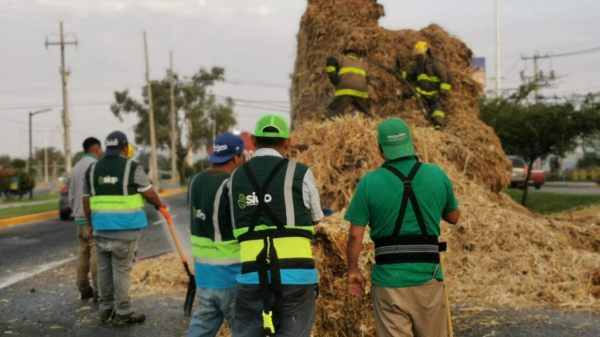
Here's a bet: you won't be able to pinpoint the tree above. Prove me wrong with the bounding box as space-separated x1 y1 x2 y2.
480 86 600 206
34 147 64 165
0 155 10 170
10 158 27 170
111 67 237 185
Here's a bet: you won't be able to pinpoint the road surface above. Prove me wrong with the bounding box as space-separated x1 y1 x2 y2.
532 182 600 195
1 193 599 336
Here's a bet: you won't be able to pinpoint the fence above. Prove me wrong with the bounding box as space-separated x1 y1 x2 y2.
568 167 600 181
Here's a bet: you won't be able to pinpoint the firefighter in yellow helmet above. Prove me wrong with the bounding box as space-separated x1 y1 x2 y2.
325 49 371 119
398 41 452 130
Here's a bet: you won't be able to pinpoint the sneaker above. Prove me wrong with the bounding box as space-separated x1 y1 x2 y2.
100 309 115 323
115 312 146 325
80 289 94 300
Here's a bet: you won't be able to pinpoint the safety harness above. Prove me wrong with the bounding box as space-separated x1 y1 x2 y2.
237 159 315 336
373 162 447 265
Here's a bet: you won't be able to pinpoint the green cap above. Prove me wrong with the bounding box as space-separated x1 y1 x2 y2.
254 114 290 138
377 118 415 160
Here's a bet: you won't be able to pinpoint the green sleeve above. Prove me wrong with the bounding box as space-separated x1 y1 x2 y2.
439 168 458 213
344 175 370 227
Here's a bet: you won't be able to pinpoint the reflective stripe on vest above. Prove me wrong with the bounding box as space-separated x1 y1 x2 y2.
417 73 441 82
440 83 452 91
326 66 336 73
191 235 241 265
338 67 366 77
415 87 438 96
335 89 369 98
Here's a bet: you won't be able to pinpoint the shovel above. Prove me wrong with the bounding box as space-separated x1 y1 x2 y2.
159 207 196 316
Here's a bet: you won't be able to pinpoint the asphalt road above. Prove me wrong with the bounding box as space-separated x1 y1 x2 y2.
533 184 600 195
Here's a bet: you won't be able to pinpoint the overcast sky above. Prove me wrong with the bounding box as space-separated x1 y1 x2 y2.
1 0 599 159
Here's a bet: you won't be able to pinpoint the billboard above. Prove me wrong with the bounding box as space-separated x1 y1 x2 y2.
472 57 486 88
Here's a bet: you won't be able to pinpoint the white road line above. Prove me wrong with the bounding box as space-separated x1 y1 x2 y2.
0 257 77 290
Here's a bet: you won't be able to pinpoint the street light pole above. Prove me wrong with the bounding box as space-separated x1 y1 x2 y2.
29 108 52 198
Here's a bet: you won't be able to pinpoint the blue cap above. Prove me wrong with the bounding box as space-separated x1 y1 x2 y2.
105 131 129 157
205 133 244 164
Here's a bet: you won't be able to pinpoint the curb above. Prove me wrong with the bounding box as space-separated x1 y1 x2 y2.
0 188 187 228
0 211 59 228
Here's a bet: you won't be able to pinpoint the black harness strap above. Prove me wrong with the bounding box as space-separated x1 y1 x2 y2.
241 158 289 335
243 159 289 232
383 162 427 238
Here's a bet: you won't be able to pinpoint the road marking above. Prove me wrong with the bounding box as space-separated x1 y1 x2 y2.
0 257 76 290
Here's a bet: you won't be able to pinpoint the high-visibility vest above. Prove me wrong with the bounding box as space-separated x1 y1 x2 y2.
329 54 369 99
86 156 147 231
229 156 314 335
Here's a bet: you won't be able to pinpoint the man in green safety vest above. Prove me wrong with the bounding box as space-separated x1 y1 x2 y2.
187 133 244 337
325 49 371 119
345 118 460 337
83 131 165 325
398 41 452 130
228 114 324 337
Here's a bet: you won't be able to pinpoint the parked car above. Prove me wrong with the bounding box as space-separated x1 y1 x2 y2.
530 170 546 190
508 156 528 188
59 179 72 220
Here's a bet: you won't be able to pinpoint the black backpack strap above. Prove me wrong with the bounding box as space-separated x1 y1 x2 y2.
243 159 289 232
383 162 427 238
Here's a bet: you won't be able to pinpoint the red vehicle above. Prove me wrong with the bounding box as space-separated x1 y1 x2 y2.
529 170 546 190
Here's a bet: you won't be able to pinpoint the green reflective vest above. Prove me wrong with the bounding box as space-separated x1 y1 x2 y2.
85 156 147 231
189 170 240 265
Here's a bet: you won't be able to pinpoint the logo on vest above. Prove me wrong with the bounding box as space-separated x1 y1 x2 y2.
214 144 228 153
98 175 119 185
195 208 206 221
238 192 272 209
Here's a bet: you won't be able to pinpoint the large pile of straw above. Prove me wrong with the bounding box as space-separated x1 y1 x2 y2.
290 0 511 192
290 116 600 336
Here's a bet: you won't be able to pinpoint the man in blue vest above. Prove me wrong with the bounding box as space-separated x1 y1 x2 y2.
82 131 165 325
227 114 324 337
187 133 244 337
345 118 460 337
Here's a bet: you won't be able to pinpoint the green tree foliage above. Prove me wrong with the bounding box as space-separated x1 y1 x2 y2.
33 147 64 165
10 159 27 170
0 169 35 199
111 67 237 184
480 86 600 206
0 155 11 169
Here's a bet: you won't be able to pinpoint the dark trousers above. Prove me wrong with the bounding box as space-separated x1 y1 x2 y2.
232 283 316 337
326 95 371 119
422 95 446 127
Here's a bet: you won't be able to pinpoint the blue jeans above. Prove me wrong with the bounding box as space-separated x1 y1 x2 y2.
187 287 236 337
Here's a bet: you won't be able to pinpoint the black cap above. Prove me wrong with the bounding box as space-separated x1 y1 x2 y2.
105 131 128 157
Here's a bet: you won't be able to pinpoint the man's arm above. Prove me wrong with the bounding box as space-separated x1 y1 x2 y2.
83 196 92 225
302 169 324 225
443 208 460 225
435 61 452 95
135 166 166 209
347 224 366 299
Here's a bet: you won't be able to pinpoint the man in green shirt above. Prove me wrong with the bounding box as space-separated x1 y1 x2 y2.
345 118 460 337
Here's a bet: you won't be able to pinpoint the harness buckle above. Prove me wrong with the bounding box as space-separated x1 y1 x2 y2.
263 311 275 335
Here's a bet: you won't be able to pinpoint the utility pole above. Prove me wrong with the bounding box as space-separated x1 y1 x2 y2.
45 22 77 176
143 31 160 191
44 133 48 183
521 53 557 103
495 0 501 98
183 76 194 167
169 50 178 182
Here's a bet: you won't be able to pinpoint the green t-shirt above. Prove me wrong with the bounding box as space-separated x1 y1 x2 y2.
344 156 458 288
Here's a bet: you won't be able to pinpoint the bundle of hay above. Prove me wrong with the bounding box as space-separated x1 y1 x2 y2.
290 0 511 192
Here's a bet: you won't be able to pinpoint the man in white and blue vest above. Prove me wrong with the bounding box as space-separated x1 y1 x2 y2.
228 114 324 337
82 131 165 325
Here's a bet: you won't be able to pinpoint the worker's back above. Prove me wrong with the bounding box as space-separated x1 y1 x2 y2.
344 155 458 287
336 54 368 94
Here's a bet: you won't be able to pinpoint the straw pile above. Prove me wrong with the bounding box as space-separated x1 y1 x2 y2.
290 0 511 192
289 116 600 336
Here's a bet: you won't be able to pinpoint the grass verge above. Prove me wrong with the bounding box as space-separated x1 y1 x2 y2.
0 202 57 219
503 188 600 215
1 194 58 204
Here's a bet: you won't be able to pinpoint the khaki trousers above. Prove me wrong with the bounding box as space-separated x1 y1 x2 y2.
372 280 447 337
96 237 138 315
76 226 98 294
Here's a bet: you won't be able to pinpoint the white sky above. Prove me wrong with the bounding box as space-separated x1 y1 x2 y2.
1 0 599 158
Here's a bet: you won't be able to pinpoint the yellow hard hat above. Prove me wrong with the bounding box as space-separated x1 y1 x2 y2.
127 144 137 159
413 41 429 56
